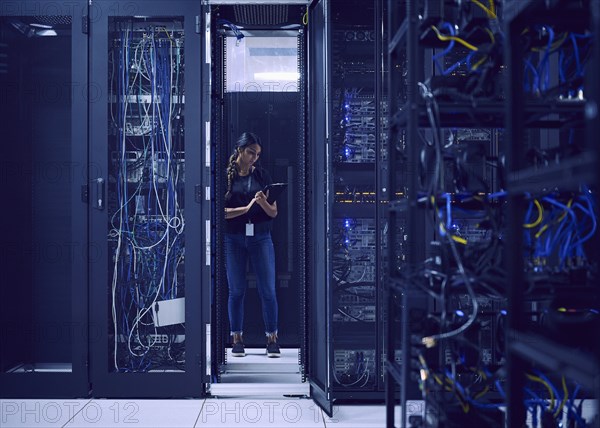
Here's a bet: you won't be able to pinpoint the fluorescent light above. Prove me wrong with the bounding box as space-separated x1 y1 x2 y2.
36 29 58 37
208 0 310 4
254 72 299 81
30 23 53 29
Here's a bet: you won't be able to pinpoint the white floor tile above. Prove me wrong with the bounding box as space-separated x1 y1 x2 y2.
224 348 300 373
209 381 309 398
197 398 325 428
323 404 386 427
64 399 202 428
0 399 92 428
2 397 596 427
220 373 304 383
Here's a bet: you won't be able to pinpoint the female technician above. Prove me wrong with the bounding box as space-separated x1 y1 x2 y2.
224 132 280 358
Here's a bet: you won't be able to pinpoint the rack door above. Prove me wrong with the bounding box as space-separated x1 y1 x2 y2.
0 0 89 398
307 0 334 417
88 0 205 397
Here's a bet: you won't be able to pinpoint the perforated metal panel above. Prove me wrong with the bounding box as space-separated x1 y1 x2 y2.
0 42 7 74
33 16 72 26
233 5 288 25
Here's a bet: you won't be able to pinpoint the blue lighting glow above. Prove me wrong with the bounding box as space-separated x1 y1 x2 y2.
455 310 465 317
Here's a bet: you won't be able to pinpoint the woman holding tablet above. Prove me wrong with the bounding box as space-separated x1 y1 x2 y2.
223 132 281 358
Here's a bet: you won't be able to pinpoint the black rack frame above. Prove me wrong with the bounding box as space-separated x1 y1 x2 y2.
386 0 427 426
325 0 390 402
387 0 600 426
504 0 600 426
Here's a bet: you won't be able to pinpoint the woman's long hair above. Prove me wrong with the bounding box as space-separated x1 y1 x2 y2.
225 132 262 200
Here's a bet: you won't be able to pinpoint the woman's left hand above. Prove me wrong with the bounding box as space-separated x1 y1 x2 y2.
255 190 269 203
254 190 277 218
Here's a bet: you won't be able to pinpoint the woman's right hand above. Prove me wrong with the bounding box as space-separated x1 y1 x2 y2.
225 198 257 220
245 197 257 212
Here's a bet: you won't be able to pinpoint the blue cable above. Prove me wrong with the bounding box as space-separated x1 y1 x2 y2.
217 19 244 40
524 57 539 93
570 33 582 77
487 191 507 199
570 196 597 250
443 54 471 76
559 49 567 83
534 370 561 414
432 22 456 75
465 50 477 72
524 387 548 409
444 193 452 230
523 199 536 251
537 26 555 92
567 384 588 427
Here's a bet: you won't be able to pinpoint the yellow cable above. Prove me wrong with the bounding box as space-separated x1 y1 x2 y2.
439 216 468 245
451 234 468 245
429 370 471 414
532 32 569 53
443 376 470 413
485 27 495 44
430 25 479 51
433 196 468 245
526 374 555 411
472 55 488 70
534 223 550 239
535 199 572 238
523 199 544 228
552 32 569 51
471 0 497 18
556 199 573 223
471 28 495 71
471 369 489 399
302 8 308 26
474 385 490 399
489 0 495 15
554 376 568 418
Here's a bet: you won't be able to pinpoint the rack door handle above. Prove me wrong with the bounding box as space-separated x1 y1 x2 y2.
94 178 105 210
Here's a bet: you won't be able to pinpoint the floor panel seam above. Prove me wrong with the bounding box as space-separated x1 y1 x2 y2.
61 398 93 428
192 398 206 428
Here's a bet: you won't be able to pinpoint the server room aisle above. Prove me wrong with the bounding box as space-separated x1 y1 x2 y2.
0 350 395 427
211 348 308 396
0 399 393 427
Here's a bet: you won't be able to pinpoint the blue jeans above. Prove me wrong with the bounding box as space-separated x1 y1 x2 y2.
224 232 278 336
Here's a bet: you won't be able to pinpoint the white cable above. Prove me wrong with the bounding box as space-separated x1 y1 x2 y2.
117 29 186 364
332 361 369 387
111 28 132 371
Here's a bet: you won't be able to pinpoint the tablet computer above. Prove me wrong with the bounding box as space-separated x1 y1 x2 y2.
263 183 288 202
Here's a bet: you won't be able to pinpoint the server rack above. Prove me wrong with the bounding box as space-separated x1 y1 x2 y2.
503 0 600 426
325 0 390 401
385 0 417 423
387 1 507 426
306 0 334 416
88 0 206 397
388 1 600 427
0 0 89 398
207 3 307 380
